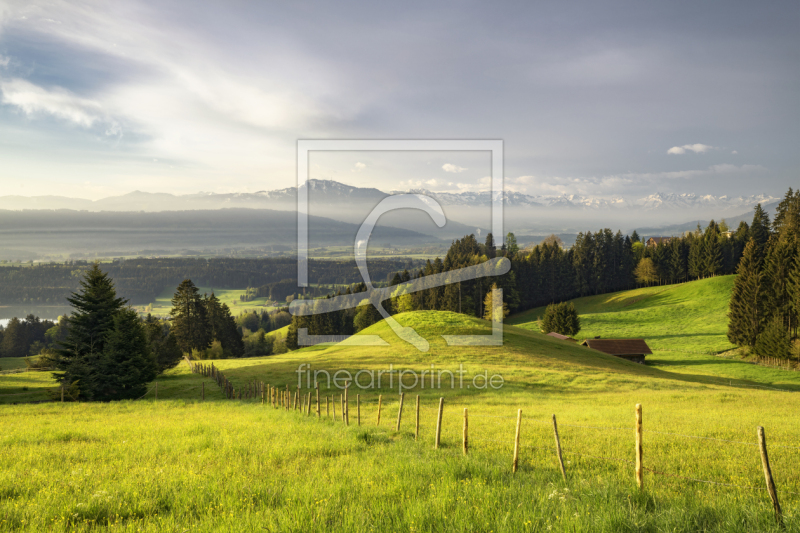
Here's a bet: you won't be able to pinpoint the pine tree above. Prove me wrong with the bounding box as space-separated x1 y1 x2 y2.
170 279 211 354
789 254 800 340
0 317 26 358
688 234 703 279
505 232 519 258
750 204 771 263
703 223 723 277
764 239 795 333
755 315 791 359
95 309 157 401
484 233 496 259
55 263 127 400
728 240 765 348
205 294 244 357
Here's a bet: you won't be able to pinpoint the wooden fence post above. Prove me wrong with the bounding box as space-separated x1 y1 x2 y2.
333 396 337 420
434 397 444 450
340 394 345 423
512 409 522 473
326 396 330 417
377 395 383 426
307 392 312 417
344 382 350 426
316 383 320 419
285 385 289 411
463 408 468 455
635 403 643 489
357 394 361 426
758 426 783 525
415 395 420 441
553 414 566 481
396 392 405 432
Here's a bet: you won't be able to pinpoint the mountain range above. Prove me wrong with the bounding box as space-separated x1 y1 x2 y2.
0 180 776 213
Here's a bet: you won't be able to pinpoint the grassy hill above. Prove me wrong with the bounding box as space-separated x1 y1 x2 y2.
3 308 800 531
508 275 736 354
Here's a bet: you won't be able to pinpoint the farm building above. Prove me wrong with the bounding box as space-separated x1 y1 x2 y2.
646 236 672 247
580 338 652 364
546 332 577 342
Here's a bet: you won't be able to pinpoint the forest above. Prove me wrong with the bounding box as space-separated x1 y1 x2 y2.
0 257 420 305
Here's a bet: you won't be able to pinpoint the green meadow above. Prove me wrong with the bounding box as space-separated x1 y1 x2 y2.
2 279 800 531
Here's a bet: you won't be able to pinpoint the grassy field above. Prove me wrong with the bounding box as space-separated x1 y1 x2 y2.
2 308 800 531
3 277 800 532
508 275 736 354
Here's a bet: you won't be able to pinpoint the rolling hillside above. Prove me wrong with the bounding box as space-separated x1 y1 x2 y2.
508 275 736 354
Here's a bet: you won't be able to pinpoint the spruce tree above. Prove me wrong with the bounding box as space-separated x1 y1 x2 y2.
144 316 183 372
170 279 211 354
755 315 791 359
55 263 127 400
789 254 800 340
204 294 244 357
764 239 795 333
703 229 722 277
750 204 771 263
95 309 157 401
540 302 580 336
688 234 703 279
727 240 765 348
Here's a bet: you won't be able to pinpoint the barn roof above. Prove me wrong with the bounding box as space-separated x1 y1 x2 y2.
580 338 653 356
546 332 577 342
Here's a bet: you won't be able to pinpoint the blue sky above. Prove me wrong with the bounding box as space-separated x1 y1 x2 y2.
0 1 797 199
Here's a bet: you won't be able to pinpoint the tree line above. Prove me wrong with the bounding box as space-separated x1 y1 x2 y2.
728 189 800 359
0 257 421 305
285 213 756 346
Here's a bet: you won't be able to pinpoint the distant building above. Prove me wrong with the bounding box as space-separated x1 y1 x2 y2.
546 332 577 342
580 338 652 364
646 237 672 247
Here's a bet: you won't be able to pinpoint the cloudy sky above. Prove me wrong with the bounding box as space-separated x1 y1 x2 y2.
0 0 797 200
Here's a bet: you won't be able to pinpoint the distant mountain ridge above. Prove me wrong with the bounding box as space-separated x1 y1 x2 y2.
0 179 776 213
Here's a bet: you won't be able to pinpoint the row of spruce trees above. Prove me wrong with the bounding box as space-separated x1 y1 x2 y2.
53 266 244 400
728 189 800 358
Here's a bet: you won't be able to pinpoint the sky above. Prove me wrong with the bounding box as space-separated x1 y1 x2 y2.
0 0 797 200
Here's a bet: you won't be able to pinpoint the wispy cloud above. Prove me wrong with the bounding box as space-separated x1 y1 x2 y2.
0 78 120 135
442 163 468 173
353 162 366 171
667 143 717 155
